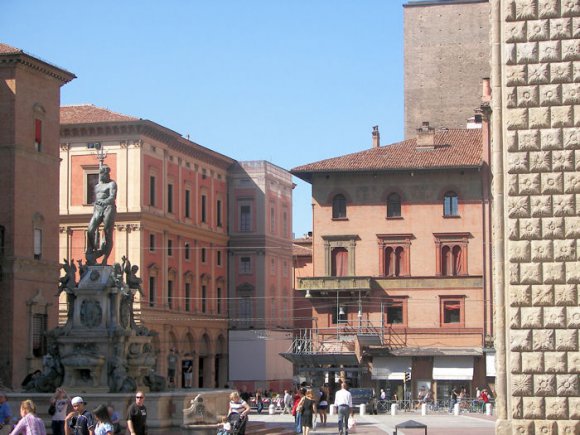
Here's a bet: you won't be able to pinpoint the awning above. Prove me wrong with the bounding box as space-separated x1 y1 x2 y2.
432 356 474 380
486 352 496 377
371 357 412 380
279 352 359 367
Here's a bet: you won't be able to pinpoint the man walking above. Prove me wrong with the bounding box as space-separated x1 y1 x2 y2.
333 382 352 435
127 391 147 435
65 396 94 435
283 390 293 414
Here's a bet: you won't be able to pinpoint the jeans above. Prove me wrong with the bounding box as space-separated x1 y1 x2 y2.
294 412 302 433
338 405 350 435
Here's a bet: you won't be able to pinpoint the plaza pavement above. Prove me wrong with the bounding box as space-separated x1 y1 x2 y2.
150 411 496 434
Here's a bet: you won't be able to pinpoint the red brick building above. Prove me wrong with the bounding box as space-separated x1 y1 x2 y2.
288 119 494 401
0 43 75 389
59 105 233 388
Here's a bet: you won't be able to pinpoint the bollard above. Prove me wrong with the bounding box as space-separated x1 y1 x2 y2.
421 403 427 416
453 403 460 416
359 404 366 415
485 403 492 416
391 403 397 416
329 404 337 415
268 404 275 415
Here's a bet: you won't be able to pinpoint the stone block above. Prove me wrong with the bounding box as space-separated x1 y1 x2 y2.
534 420 556 435
511 240 532 261
552 149 574 170
530 107 551 128
541 128 563 149
509 174 519 195
508 218 520 240
550 18 572 39
528 20 550 41
545 397 568 419
564 172 580 192
553 194 575 216
511 307 522 328
573 61 580 82
518 129 541 150
539 84 562 105
570 397 580 419
515 0 537 20
566 261 580 283
567 351 580 371
511 263 521 284
562 83 580 104
542 217 565 239
543 306 566 327
521 262 543 283
551 62 573 83
532 284 554 305
543 261 566 283
506 21 527 42
511 285 532 306
562 39 580 61
522 351 544 372
553 239 576 260
557 374 579 396
562 0 580 17
564 216 580 237
534 374 556 396
557 420 580 435
555 329 578 350
551 105 574 127
512 420 534 435
507 85 518 105
530 194 552 216
517 85 540 107
533 328 555 350
519 174 541 194
574 17 580 37
522 396 545 419
562 127 580 148
539 40 561 63
512 373 533 394
512 396 523 418
506 108 529 130
521 306 542 327
567 306 580 328
538 0 559 19
541 172 564 193
509 196 531 218
511 329 533 351
555 284 578 305
511 351 522 374
528 63 549 84
544 351 567 373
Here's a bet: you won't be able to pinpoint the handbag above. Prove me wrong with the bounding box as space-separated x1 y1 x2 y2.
348 415 356 430
48 403 56 416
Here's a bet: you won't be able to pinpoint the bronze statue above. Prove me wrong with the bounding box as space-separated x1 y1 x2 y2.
86 164 117 265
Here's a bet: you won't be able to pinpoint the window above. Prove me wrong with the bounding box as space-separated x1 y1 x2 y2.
240 205 251 232
201 248 207 263
384 246 404 277
240 296 252 327
148 277 156 307
387 193 401 218
271 258 276 275
167 280 174 309
217 250 222 266
185 283 191 312
185 189 191 219
149 176 156 206
385 299 405 325
283 211 288 237
33 228 42 260
240 257 251 274
32 313 47 357
216 200 222 227
149 234 155 252
441 299 463 325
167 239 173 256
185 243 190 260
434 233 469 276
331 247 348 277
34 119 42 152
86 172 99 205
167 184 174 213
270 206 276 234
443 192 459 217
201 285 207 313
332 194 347 219
217 287 222 314
201 194 207 223
283 260 288 277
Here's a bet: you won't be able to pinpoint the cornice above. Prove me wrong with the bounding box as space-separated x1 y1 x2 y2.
0 53 75 83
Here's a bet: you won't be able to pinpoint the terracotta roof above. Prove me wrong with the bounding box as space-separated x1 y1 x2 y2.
293 243 312 257
0 43 22 54
292 129 483 182
61 105 140 124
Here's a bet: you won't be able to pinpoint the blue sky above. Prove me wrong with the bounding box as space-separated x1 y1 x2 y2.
2 0 406 237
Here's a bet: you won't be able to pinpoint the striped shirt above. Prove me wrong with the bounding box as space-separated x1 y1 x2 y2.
11 412 47 435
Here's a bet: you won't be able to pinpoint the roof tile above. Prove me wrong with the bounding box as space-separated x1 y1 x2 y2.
60 104 139 124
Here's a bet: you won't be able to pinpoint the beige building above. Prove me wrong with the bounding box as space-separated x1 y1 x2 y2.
404 0 491 138
0 43 75 389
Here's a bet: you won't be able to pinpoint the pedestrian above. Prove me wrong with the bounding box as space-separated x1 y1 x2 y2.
92 404 114 435
65 396 94 435
255 389 263 414
480 388 490 412
297 388 317 435
333 382 352 435
282 390 293 415
49 388 70 435
10 399 46 435
227 391 250 435
126 391 147 435
317 386 328 426
106 405 122 434
449 387 459 413
380 388 386 400
292 388 305 434
0 392 12 428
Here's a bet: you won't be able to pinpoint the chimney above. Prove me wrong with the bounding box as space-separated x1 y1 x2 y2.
416 121 435 147
372 125 380 148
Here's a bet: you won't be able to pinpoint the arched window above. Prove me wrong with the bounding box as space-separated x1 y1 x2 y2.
387 193 401 218
331 247 348 276
441 245 463 276
385 246 404 277
332 194 347 219
443 191 459 216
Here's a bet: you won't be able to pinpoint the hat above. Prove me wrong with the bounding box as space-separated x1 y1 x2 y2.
71 396 85 405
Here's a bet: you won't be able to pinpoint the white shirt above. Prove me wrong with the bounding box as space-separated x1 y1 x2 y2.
334 388 353 407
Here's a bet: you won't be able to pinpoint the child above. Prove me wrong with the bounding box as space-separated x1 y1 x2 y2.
217 416 231 435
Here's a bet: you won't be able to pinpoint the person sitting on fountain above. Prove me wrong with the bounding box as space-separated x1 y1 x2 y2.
216 416 231 435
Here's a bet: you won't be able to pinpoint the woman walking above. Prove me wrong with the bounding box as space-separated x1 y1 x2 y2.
297 389 317 435
10 400 46 435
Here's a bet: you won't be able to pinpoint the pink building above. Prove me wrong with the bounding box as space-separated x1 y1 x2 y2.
289 120 494 401
59 105 233 388
0 43 75 389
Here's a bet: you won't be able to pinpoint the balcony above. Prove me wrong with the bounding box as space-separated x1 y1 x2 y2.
297 276 373 294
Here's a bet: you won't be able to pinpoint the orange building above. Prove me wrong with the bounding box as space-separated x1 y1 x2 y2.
0 43 75 389
59 105 233 388
288 119 494 401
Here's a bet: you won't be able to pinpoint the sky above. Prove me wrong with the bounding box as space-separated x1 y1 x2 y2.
2 0 407 238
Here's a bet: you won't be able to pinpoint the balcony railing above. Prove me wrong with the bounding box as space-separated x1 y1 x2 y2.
297 276 373 292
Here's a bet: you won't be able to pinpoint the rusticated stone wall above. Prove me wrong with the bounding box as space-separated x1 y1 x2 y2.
493 1 580 434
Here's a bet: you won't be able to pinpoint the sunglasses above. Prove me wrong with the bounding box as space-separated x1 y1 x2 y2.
136 396 144 399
